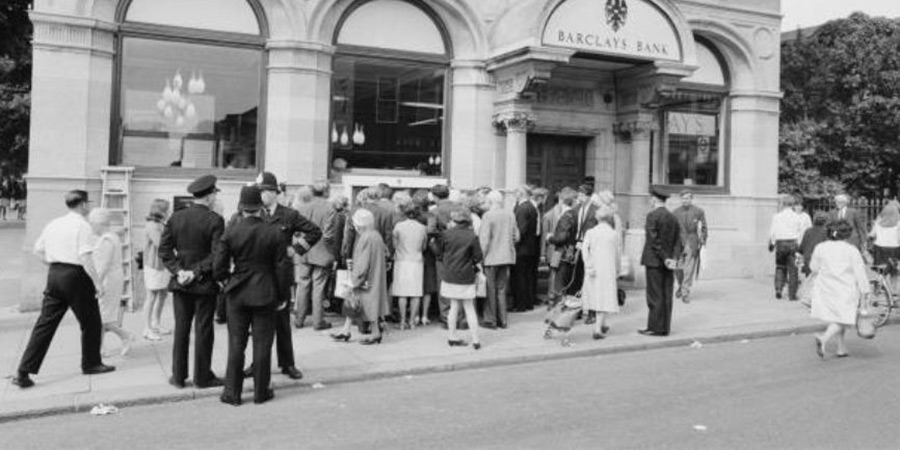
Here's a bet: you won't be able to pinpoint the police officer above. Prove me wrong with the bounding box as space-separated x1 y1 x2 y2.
215 185 289 405
243 172 320 380
159 175 225 389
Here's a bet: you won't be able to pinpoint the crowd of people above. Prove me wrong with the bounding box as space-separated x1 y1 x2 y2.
0 174 27 220
10 173 715 405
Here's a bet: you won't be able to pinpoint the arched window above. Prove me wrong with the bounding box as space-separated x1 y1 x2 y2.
330 0 450 178
114 0 266 171
659 39 729 188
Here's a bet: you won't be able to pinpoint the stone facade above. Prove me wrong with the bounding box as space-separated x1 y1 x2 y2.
20 0 782 309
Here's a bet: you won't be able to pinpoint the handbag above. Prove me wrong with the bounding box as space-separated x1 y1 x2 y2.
333 269 352 300
475 271 487 298
342 293 365 321
856 296 877 339
560 246 578 264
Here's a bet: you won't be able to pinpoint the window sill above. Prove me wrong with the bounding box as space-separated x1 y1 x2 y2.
131 166 257 182
651 184 729 196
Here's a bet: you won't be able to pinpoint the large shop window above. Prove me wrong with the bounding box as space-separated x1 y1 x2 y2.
331 0 449 177
659 40 729 188
115 0 264 170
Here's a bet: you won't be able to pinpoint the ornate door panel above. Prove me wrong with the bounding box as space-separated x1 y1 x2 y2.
526 134 587 209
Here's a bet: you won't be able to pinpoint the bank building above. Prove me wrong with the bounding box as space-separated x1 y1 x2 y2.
21 0 781 305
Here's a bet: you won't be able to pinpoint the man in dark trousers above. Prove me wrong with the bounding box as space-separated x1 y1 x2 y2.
215 185 290 406
12 190 114 388
639 189 683 337
243 172 320 380
828 194 868 251
673 190 708 304
547 185 598 318
512 185 540 312
159 175 225 389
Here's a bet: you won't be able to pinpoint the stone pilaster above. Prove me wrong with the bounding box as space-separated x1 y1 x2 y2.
448 60 495 189
492 111 535 189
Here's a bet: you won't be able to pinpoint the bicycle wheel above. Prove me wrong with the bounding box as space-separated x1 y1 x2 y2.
869 278 893 328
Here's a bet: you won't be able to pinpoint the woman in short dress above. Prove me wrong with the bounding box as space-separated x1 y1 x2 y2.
392 201 428 329
810 219 871 359
581 205 621 340
89 208 134 356
433 208 484 349
142 199 172 341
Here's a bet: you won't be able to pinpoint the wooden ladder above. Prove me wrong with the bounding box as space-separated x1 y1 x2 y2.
100 167 140 320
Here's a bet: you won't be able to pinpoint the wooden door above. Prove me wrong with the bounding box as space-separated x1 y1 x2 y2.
527 134 588 208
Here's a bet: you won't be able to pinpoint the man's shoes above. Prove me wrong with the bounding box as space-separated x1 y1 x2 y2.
498 322 508 329
637 329 669 337
313 322 332 331
682 295 691 304
83 364 116 375
293 316 305 329
281 366 303 380
675 287 682 298
775 292 783 300
481 323 497 330
195 377 224 389
214 316 227 325
220 394 242 406
254 389 275 404
11 372 34 389
788 297 799 302
169 376 186 389
243 366 253 379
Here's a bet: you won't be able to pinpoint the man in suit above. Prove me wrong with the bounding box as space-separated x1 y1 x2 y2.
214 185 290 406
478 190 520 329
159 175 225 389
639 189 683 337
543 187 576 302
295 181 335 331
548 185 598 300
252 172 321 380
511 185 540 312
673 190 708 304
828 194 868 250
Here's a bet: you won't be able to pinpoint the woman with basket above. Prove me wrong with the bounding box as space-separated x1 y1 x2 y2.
810 219 871 359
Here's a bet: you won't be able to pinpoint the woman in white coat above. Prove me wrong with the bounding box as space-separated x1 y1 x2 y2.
581 204 621 340
810 219 871 359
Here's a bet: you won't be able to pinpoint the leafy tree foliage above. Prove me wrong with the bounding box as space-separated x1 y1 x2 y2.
0 0 32 177
780 13 900 199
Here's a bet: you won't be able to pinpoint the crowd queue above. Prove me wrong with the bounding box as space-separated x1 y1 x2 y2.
11 170 741 405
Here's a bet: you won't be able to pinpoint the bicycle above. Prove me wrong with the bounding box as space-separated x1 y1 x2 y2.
867 259 900 328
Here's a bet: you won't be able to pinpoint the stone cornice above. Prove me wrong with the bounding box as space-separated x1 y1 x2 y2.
30 11 117 57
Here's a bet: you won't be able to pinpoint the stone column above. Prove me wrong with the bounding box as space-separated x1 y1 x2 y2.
492 112 534 189
20 12 116 310
264 40 334 185
448 60 494 189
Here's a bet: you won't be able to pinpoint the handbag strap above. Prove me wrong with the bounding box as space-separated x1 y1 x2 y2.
561 249 582 292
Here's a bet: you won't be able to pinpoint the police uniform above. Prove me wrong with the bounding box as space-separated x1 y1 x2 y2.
215 186 290 405
256 173 321 377
159 175 225 388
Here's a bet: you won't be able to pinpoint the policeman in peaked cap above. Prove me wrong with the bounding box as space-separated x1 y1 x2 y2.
159 174 225 389
214 185 290 405
240 171 320 381
639 186 682 337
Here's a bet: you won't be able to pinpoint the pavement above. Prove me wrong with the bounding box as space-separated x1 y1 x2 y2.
0 276 829 423
0 221 26 311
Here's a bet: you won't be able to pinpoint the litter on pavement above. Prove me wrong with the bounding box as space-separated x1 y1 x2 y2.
690 341 703 349
693 425 708 432
89 404 119 416
312 383 326 389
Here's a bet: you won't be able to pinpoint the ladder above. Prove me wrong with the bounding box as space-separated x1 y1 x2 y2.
100 167 140 320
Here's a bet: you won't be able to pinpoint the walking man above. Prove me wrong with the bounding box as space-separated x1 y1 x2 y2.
639 189 682 337
215 186 290 406
768 195 805 300
12 190 114 388
159 175 225 389
254 172 320 379
673 190 708 303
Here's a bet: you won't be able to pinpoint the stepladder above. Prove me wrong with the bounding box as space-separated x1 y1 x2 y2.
100 166 143 323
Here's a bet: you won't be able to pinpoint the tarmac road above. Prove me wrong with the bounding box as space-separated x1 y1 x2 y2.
2 326 898 449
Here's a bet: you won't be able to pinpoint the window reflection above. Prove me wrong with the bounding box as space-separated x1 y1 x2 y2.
331 55 445 176
119 38 261 169
662 95 723 186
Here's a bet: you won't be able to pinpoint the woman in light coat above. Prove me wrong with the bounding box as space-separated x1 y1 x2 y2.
581 204 621 340
90 208 134 356
810 219 871 359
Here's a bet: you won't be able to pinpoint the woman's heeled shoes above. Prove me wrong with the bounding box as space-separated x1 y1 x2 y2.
473 342 482 350
330 333 351 343
359 336 382 345
601 325 610 335
592 332 606 340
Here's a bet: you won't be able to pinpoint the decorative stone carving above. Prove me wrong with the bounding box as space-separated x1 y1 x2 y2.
613 119 658 141
492 112 535 134
488 47 575 100
30 12 116 57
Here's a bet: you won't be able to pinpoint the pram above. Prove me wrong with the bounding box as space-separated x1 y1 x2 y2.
542 293 583 346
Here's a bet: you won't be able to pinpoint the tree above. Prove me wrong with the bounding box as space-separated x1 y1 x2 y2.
0 0 32 177
780 13 900 199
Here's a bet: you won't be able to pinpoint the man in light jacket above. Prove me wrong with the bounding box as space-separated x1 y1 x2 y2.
479 191 520 329
295 181 337 330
